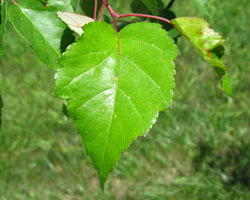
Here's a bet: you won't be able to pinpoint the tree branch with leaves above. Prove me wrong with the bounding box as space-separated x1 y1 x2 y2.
0 0 232 190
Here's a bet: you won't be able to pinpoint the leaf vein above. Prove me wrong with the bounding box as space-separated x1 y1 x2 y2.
57 53 115 94
118 88 145 133
121 55 166 103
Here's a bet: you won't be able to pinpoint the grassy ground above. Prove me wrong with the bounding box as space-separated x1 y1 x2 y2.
0 0 250 199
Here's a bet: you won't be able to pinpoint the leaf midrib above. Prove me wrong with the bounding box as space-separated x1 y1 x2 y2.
100 35 121 181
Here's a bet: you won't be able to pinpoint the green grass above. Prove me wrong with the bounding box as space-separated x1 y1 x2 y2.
0 0 250 199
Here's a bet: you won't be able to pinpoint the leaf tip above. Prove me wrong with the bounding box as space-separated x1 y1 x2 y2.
99 174 108 191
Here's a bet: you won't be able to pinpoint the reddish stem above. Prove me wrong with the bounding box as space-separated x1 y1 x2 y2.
11 0 18 5
118 13 172 25
99 1 173 32
99 0 109 21
98 1 106 21
94 0 98 20
106 4 119 32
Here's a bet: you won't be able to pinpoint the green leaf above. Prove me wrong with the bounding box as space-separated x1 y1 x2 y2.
8 0 67 68
172 17 232 96
70 0 80 11
131 0 151 14
191 0 209 16
55 21 178 188
140 0 159 15
48 0 79 12
57 11 94 35
0 0 7 57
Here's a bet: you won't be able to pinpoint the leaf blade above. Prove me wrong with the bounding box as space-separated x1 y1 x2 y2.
48 0 79 12
8 0 67 67
55 21 178 188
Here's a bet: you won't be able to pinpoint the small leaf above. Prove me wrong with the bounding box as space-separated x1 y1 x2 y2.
191 0 209 16
48 0 79 12
0 0 7 57
140 0 159 15
57 12 94 35
172 17 232 96
55 22 178 188
9 0 67 68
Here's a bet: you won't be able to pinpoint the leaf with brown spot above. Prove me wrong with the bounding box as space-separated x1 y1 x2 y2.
172 17 232 96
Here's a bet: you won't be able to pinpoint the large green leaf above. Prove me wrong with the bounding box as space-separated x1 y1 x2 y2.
8 0 68 68
191 0 209 16
55 21 178 188
140 0 159 15
0 0 7 57
172 17 232 96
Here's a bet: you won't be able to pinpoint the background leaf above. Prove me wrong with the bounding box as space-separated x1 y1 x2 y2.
55 21 178 188
191 0 209 16
131 0 151 14
172 17 232 96
0 0 7 57
48 0 79 12
8 0 67 68
140 0 159 15
70 0 80 11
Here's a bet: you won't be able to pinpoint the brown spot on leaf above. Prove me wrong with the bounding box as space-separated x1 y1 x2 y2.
204 48 211 57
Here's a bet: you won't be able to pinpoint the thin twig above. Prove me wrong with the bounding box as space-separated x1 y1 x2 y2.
106 4 119 32
11 0 18 5
166 0 175 10
94 0 98 20
99 0 108 21
99 0 173 32
118 13 172 25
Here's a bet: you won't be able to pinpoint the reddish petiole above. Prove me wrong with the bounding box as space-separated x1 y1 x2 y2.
11 0 18 5
97 0 172 32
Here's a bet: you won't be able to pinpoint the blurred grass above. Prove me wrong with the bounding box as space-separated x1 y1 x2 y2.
0 0 250 199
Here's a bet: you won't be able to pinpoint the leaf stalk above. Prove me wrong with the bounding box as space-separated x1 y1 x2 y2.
98 0 173 31
94 0 98 20
11 0 18 5
118 14 172 25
